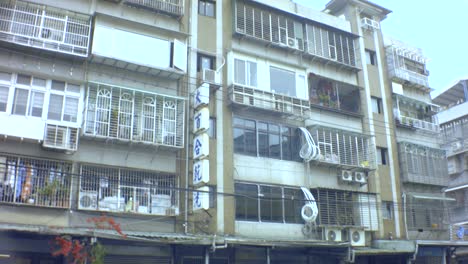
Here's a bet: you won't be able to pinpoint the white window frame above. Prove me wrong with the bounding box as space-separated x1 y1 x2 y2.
234 58 258 88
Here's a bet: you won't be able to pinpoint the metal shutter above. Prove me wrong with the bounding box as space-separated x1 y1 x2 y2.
105 255 171 264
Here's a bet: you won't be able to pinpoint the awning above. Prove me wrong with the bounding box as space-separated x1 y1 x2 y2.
445 184 468 193
410 194 456 202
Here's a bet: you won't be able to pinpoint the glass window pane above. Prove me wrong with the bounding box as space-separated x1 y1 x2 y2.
32 78 46 87
245 119 256 129
258 122 268 131
0 86 9 112
48 94 64 120
28 91 44 117
258 131 269 157
234 128 245 153
233 117 244 127
51 80 66 91
201 57 212 70
16 74 31 85
282 135 291 160
269 133 281 159
0 72 11 82
284 188 303 223
12 88 29 115
206 2 215 17
64 97 79 122
248 62 257 87
270 67 296 97
260 186 283 222
67 83 81 93
198 1 206 15
245 130 257 155
234 59 246 85
235 183 258 221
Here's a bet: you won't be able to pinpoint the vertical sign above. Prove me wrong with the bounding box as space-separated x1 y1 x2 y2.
193 159 210 185
193 186 210 211
194 83 209 109
193 108 210 134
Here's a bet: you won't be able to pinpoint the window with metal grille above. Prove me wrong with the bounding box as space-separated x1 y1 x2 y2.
398 142 448 186
79 164 178 215
235 182 303 224
233 117 301 161
0 0 91 56
123 0 184 17
84 83 185 147
0 154 72 208
312 188 378 230
406 198 447 230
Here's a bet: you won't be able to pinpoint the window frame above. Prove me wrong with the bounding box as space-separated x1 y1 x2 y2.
234 58 258 88
197 53 215 72
198 0 216 17
382 201 393 220
376 147 388 165
371 96 382 114
365 49 377 66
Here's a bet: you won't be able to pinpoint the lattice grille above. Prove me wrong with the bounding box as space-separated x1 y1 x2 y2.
0 154 72 208
79 164 178 215
310 126 375 169
124 0 184 17
84 83 185 148
0 0 91 56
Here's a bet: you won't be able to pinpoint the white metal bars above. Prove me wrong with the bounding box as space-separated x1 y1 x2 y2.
234 1 358 69
398 142 448 186
440 118 468 156
309 126 375 169
84 83 185 148
0 0 91 56
0 154 72 208
312 188 379 230
385 44 429 88
124 0 184 17
43 124 79 152
79 164 178 215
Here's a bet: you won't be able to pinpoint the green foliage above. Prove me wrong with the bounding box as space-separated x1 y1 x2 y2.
90 241 106 264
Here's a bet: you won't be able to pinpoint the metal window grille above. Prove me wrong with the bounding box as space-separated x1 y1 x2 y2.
406 197 447 230
43 124 79 151
398 142 448 186
309 126 375 169
0 154 72 208
312 188 378 230
0 0 91 56
84 83 185 148
124 0 184 17
79 164 178 215
440 118 468 155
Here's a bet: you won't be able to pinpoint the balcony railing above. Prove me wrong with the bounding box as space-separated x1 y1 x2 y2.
395 115 439 133
124 0 184 17
43 124 79 152
229 85 310 118
391 68 429 88
84 83 185 148
406 195 449 231
0 154 72 208
309 126 376 170
0 0 91 57
398 142 448 186
79 165 178 216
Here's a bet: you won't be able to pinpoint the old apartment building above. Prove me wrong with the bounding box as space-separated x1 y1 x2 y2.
0 0 465 263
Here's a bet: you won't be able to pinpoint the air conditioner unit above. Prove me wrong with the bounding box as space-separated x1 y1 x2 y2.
354 172 367 184
78 190 98 210
43 125 78 151
287 37 299 49
323 228 342 242
341 170 353 182
202 68 221 85
349 229 365 246
361 18 380 30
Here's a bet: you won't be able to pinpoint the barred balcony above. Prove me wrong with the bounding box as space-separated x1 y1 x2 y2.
440 118 468 156
79 165 178 216
43 124 79 152
308 126 376 170
124 0 184 17
229 85 310 119
391 68 429 88
406 194 452 232
0 155 72 208
395 115 439 133
0 0 91 57
83 83 185 148
398 142 448 186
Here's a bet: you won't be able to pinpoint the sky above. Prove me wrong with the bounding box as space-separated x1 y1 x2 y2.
293 0 468 94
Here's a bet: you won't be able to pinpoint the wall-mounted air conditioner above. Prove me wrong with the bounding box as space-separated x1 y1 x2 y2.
354 172 367 184
323 228 342 242
78 190 98 210
361 17 380 30
202 68 221 85
341 170 353 182
43 125 78 152
349 229 365 246
287 37 299 49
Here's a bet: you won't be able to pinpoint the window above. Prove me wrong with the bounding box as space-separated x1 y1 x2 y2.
371 97 382 114
233 117 300 161
47 81 80 122
366 50 377 65
199 0 215 17
234 58 257 87
235 182 303 223
208 117 216 138
376 147 388 165
0 86 8 112
382 201 393 220
270 67 296 97
197 53 215 72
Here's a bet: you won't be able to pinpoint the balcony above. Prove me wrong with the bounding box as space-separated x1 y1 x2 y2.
406 194 451 232
309 74 361 116
391 68 429 89
395 115 439 133
394 95 440 133
308 126 376 170
42 124 79 152
0 154 72 208
440 119 468 156
0 0 91 57
79 165 178 216
398 142 448 186
234 1 359 71
229 85 310 119
83 83 185 148
124 0 184 17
